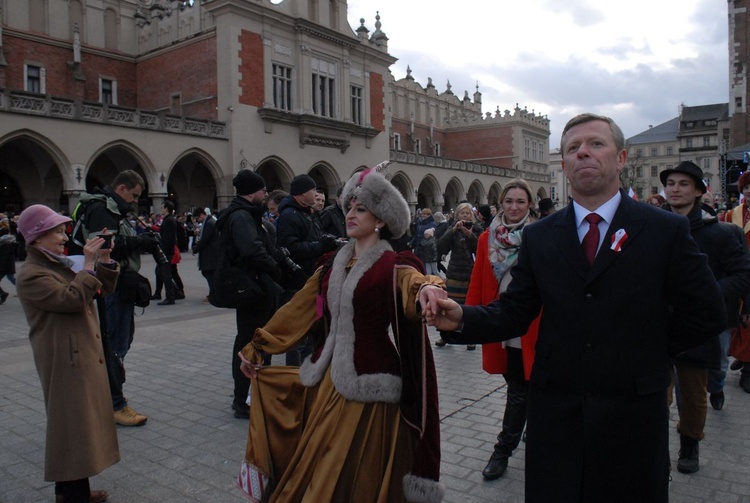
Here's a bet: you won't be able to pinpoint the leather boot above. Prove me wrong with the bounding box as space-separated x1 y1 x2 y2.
677 435 699 474
482 379 528 479
740 372 750 393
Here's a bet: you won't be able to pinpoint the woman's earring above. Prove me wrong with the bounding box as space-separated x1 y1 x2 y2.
374 227 380 233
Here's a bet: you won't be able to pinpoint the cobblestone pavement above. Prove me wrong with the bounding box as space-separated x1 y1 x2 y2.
2 254 749 502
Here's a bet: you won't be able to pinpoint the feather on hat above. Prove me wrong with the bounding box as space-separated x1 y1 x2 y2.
342 161 410 239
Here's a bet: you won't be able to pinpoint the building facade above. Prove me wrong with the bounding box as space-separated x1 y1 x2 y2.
0 0 549 218
626 105 729 203
729 0 750 149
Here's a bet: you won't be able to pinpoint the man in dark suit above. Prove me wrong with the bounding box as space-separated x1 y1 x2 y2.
422 113 727 502
192 208 220 303
153 200 184 305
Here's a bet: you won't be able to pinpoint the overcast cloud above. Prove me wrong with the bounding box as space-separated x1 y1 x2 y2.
346 0 729 145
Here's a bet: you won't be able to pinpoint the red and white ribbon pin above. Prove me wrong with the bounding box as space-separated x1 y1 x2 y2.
610 228 627 252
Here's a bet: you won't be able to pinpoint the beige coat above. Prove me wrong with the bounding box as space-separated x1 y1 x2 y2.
17 246 120 482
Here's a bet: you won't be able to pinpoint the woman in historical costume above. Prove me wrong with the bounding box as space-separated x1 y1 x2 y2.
721 171 750 393
464 179 540 480
237 163 446 503
16 205 120 503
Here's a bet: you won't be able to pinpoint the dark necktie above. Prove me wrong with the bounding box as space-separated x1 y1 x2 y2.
582 213 602 265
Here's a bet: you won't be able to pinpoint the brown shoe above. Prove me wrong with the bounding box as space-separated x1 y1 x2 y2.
90 490 109 503
114 406 148 426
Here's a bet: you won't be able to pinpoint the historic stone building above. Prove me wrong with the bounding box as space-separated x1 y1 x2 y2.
625 104 729 202
0 0 550 217
730 0 750 149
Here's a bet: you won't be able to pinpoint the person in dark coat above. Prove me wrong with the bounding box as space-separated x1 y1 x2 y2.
153 200 182 305
423 113 727 502
0 231 15 304
215 169 283 418
192 208 220 302
661 161 750 473
410 208 436 264
319 187 347 238
276 175 338 288
276 174 338 365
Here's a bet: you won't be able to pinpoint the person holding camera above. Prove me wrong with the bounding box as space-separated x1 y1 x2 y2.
74 170 160 427
215 169 288 419
435 201 480 349
276 174 339 365
16 205 119 503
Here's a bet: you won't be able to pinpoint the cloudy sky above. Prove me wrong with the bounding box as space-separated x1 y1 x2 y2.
346 0 728 146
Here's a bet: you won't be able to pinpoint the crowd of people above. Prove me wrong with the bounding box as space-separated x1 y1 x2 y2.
6 112 750 503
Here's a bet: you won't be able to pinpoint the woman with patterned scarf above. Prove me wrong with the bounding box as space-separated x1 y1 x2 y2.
464 178 541 481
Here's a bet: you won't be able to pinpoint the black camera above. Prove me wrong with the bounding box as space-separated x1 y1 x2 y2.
100 232 113 249
276 246 302 273
144 231 169 265
463 221 473 229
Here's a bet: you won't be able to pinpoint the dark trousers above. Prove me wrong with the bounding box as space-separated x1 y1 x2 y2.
172 264 184 292
495 347 530 455
233 307 272 408
55 478 89 502
201 269 214 293
104 292 134 411
155 262 178 301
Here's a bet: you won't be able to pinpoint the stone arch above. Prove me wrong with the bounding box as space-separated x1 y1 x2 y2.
487 182 503 208
415 174 442 213
535 187 548 201
86 140 156 214
307 161 342 204
443 177 466 213
390 171 416 205
467 179 486 206
0 129 72 212
255 155 294 193
166 148 223 213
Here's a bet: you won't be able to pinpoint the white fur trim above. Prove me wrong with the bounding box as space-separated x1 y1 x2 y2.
403 474 445 503
299 239 403 403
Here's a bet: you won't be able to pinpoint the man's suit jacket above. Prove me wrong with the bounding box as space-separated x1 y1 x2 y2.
459 193 726 502
159 214 178 261
192 215 220 272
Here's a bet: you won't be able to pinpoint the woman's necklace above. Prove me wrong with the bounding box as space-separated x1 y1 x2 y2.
345 257 358 273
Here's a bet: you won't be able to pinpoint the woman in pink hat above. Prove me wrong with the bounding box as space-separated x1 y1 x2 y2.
16 204 120 503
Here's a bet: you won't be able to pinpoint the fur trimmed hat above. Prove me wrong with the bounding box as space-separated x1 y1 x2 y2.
738 171 750 192
342 161 410 239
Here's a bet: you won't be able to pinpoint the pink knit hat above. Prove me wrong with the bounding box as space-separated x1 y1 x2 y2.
17 204 71 244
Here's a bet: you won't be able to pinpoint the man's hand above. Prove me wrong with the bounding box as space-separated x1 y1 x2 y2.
420 285 463 330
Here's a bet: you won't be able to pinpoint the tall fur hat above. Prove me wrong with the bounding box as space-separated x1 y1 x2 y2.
738 171 750 192
342 161 410 239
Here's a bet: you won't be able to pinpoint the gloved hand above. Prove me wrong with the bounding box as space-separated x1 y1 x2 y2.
320 234 338 252
134 233 161 253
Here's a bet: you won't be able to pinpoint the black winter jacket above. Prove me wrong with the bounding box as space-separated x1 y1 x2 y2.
276 195 330 283
667 202 750 368
215 196 279 280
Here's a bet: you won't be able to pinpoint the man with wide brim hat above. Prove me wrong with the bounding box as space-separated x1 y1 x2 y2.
660 160 750 474
659 161 707 194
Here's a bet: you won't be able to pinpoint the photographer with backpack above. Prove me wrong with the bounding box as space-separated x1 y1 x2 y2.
71 170 161 427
